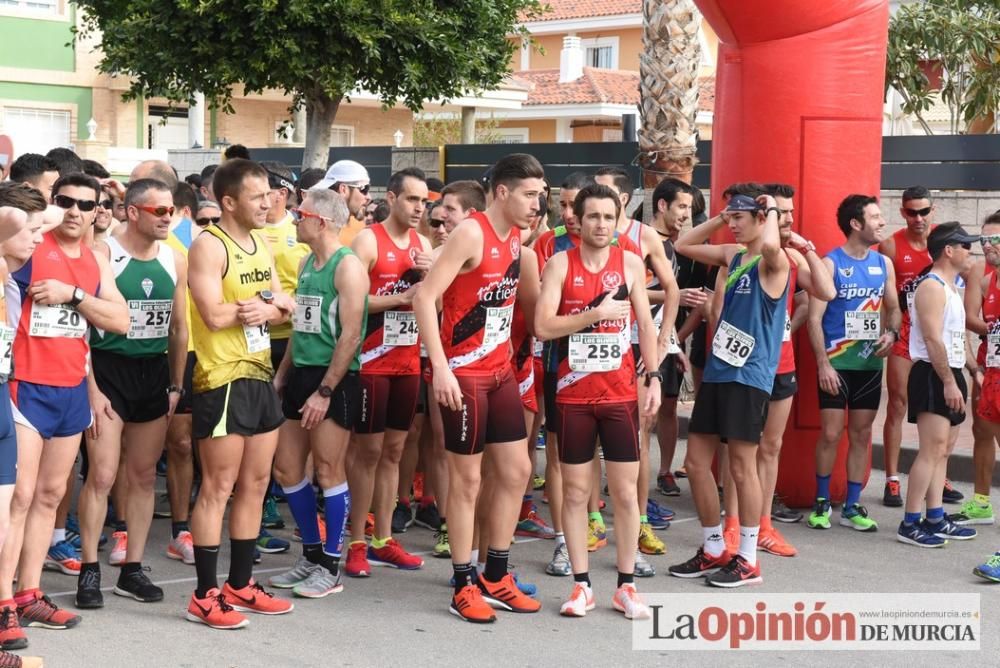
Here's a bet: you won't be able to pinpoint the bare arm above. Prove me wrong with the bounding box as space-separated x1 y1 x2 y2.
756 201 790 297
787 244 836 302
167 250 189 398
640 226 679 358
875 256 902 357
534 254 629 340
187 233 243 331
789 290 809 334
517 246 540 338
675 215 732 267
964 259 988 336
78 252 129 334
807 257 840 396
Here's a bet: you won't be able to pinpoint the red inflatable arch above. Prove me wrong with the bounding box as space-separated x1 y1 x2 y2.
695 0 891 506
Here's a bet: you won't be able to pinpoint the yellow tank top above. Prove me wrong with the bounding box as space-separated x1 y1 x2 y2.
191 225 275 392
164 230 196 353
259 213 308 340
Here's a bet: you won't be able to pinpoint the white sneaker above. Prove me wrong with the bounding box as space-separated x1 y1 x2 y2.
559 582 595 617
109 531 127 566
612 583 651 620
166 531 195 565
634 550 655 577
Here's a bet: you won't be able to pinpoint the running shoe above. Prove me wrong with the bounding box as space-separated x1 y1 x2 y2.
758 526 797 557
414 503 443 531
0 606 25 650
559 582 595 617
167 530 196 565
723 523 739 554
256 529 290 554
478 573 541 613
612 583 651 619
262 496 285 529
222 580 293 615
433 525 451 558
706 555 763 588
450 584 495 623
668 547 731 579
587 519 607 552
108 530 128 566
942 479 965 504
65 514 106 551
391 501 413 534
253 548 262 564
807 498 832 530
269 556 319 589
973 552 1000 582
515 510 555 539
634 550 655 577
75 567 103 609
883 480 903 507
44 540 81 576
368 539 424 570
152 492 172 519
896 521 947 548
536 427 546 450
674 467 687 478
770 495 803 523
646 511 670 531
186 588 248 629
114 566 164 603
951 500 995 526
345 541 370 577
532 475 545 491
0 651 42 668
511 569 537 597
638 523 665 555
647 499 675 521
840 504 878 532
545 543 571 576
17 590 80 629
657 472 681 496
293 566 343 599
924 518 977 541
292 516 327 543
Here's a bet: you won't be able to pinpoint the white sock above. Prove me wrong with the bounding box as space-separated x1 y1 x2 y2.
887 475 899 483
703 525 725 557
51 529 66 546
476 562 485 575
738 526 759 565
555 533 566 547
470 549 479 564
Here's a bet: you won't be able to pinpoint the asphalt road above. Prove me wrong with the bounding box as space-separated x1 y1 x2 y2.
18 438 1000 668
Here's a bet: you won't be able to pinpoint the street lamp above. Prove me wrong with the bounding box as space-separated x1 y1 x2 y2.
86 117 98 141
393 129 404 147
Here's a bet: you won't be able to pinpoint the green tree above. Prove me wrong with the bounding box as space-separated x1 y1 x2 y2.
886 0 1000 134
74 0 542 168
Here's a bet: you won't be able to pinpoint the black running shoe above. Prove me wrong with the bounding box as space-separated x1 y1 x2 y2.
942 479 964 505
114 567 164 603
391 502 413 534
75 567 104 609
770 495 803 523
883 480 903 507
705 555 763 588
413 503 442 531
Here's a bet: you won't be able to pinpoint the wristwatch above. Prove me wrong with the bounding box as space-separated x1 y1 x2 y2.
644 370 663 387
318 384 334 398
886 329 900 342
797 240 817 254
69 287 85 307
167 384 185 397
258 290 274 304
765 207 782 218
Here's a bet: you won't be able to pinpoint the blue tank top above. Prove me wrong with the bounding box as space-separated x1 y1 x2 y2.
704 251 787 392
822 247 886 371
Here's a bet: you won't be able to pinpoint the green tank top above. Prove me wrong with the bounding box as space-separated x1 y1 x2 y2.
91 236 176 357
291 247 366 370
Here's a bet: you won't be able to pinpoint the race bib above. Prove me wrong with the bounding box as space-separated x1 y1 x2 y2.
483 305 514 347
712 320 755 368
845 311 880 340
907 291 916 310
128 299 172 340
0 326 12 376
569 333 623 372
29 302 86 338
987 333 1000 368
383 311 418 347
782 313 792 342
243 322 270 354
293 295 322 334
949 330 965 367
533 339 544 358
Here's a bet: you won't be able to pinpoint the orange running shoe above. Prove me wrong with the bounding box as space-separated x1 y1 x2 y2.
222 580 293 616
478 573 541 613
758 526 798 557
186 588 248 629
449 584 495 623
16 589 79 629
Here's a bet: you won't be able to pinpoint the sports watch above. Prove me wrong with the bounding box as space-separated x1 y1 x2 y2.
69 287 86 307
644 371 663 387
258 290 274 304
318 385 334 398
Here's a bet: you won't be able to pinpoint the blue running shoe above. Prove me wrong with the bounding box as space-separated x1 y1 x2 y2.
511 570 537 597
896 521 947 548
647 514 670 530
923 518 976 541
647 500 675 522
973 552 1000 582
66 515 104 550
256 529 290 554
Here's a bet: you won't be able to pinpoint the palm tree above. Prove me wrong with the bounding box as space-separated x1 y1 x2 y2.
638 0 702 189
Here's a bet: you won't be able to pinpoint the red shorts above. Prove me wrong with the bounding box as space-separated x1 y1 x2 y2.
977 368 1000 424
439 368 528 455
891 317 911 360
355 373 420 434
556 401 639 465
513 358 538 414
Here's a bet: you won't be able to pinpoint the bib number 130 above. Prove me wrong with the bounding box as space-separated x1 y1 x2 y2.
712 321 755 368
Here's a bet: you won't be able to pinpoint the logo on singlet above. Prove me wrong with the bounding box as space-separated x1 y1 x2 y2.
510 238 520 260
239 267 271 285
601 271 622 291
573 276 584 287
735 274 752 295
141 278 153 298
839 266 854 278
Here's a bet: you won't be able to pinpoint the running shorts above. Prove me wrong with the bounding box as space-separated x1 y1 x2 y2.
556 401 639 464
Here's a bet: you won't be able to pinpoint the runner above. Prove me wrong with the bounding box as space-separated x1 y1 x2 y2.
75 179 189 609
314 160 372 247
669 192 789 587
413 153 544 623
185 159 295 629
897 222 978 548
806 195 900 533
536 183 659 620
9 154 59 202
0 173 129 644
270 189 368 598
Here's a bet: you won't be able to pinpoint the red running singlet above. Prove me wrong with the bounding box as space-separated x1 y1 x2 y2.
776 252 799 375
978 265 1000 367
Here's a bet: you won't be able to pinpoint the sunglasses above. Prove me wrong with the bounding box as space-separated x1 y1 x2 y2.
99 199 114 210
956 242 972 250
291 208 333 224
196 216 220 226
347 184 370 196
54 194 98 212
135 204 175 217
903 206 932 218
429 219 446 228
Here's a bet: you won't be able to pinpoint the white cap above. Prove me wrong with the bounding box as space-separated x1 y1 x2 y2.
312 160 370 191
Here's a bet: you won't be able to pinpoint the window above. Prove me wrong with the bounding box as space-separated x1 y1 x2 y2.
580 36 619 70
147 105 190 150
491 128 529 144
3 107 71 156
0 0 60 15
330 125 354 147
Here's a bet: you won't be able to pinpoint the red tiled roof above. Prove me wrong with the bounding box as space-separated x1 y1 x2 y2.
525 0 641 22
517 68 716 113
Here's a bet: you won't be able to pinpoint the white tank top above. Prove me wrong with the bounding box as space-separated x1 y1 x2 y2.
909 272 965 368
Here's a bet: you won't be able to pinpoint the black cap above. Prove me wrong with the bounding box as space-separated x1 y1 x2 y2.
265 169 296 192
927 221 979 257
